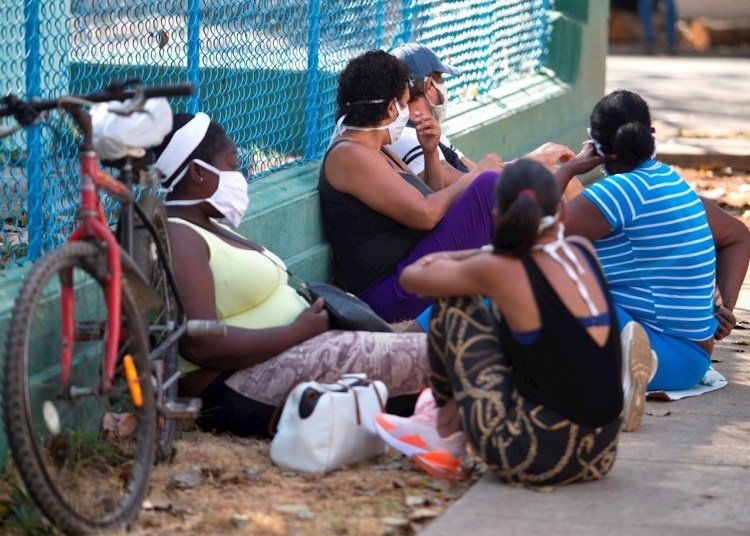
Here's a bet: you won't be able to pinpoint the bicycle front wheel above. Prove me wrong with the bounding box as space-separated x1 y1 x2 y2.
2 241 156 534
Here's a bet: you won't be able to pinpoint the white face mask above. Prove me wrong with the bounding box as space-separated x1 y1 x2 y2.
330 99 410 146
426 78 449 124
165 159 249 227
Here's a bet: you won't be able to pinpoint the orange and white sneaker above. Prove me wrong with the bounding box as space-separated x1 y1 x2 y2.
413 388 438 418
374 391 467 480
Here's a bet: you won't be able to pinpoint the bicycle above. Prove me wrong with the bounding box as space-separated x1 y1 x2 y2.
0 80 226 534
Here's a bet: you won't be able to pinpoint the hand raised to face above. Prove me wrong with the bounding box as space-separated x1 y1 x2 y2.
413 111 441 154
527 142 576 166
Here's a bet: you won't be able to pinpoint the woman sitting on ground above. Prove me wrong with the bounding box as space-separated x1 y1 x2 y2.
375 160 625 485
153 113 430 437
555 90 750 400
320 50 573 323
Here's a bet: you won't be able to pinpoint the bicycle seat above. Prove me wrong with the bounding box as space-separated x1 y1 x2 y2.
92 97 173 161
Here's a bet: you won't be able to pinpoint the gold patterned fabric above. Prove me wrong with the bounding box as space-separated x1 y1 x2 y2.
427 296 622 486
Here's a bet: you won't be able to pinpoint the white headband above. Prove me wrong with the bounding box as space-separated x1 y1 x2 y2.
156 112 211 193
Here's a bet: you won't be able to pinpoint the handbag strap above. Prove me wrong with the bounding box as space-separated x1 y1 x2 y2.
267 369 345 436
171 216 310 293
340 376 385 413
268 372 386 435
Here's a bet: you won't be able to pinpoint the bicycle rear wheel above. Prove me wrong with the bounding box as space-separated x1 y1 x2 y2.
2 241 155 534
133 193 180 463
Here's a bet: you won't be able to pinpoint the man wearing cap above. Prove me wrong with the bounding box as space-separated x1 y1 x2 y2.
389 43 577 191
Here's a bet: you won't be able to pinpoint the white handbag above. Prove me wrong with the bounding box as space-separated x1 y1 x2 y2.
270 373 388 474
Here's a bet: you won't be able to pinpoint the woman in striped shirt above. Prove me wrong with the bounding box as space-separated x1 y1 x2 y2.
556 90 750 396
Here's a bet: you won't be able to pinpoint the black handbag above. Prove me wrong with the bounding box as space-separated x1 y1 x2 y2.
179 218 393 333
296 282 393 333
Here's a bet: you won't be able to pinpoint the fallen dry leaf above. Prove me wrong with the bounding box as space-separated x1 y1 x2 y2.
101 412 138 442
382 516 410 527
646 410 672 417
408 508 440 520
404 495 428 507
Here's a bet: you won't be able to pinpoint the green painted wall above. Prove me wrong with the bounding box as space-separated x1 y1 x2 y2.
0 0 608 465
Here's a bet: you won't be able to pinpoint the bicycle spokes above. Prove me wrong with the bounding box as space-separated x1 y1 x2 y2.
4 245 155 528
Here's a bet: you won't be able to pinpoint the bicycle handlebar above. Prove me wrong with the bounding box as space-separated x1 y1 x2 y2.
0 82 195 121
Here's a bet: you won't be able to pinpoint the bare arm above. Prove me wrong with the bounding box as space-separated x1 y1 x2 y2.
563 194 613 242
563 177 584 201
418 159 465 187
524 142 575 167
414 112 445 192
419 152 505 188
400 252 491 297
170 224 328 370
459 155 476 168
401 248 556 336
702 197 750 311
326 141 483 231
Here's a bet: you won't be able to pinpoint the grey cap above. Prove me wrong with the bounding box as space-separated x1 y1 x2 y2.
391 42 461 80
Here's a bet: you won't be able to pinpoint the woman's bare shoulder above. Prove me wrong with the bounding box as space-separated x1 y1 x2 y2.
168 220 209 259
326 139 402 194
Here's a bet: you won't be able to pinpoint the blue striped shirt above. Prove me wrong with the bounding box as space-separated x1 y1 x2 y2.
582 160 718 341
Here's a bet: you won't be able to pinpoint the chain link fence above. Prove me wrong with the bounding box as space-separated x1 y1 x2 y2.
0 0 553 266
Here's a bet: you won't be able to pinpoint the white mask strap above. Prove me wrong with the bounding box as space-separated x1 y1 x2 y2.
533 224 599 316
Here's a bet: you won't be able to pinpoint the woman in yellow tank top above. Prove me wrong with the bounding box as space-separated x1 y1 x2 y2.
154 113 429 436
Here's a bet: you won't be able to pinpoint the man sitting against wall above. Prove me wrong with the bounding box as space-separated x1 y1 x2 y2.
388 43 583 198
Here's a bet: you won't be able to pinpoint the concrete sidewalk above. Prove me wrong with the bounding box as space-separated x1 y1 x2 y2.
424 55 750 535
606 55 750 169
423 277 750 536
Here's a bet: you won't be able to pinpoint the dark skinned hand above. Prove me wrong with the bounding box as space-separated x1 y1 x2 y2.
560 142 609 177
714 305 736 340
293 297 330 339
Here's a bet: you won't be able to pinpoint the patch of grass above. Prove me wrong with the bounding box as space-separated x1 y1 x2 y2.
46 428 132 473
0 484 53 536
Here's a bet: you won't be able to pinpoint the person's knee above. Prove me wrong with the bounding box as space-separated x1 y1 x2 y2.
647 339 710 391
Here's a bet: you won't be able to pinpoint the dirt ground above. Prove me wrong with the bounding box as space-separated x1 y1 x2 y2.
0 429 481 535
676 166 750 228
0 166 748 536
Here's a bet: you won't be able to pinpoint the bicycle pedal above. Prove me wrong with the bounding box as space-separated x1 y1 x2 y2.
164 397 202 420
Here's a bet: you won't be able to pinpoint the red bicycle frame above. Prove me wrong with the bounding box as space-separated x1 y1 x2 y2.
59 149 132 393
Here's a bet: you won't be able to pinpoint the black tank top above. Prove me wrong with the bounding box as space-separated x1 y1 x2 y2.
498 245 623 428
318 140 432 294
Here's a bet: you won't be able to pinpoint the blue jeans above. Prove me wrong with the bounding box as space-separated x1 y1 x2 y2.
615 305 710 391
638 0 677 48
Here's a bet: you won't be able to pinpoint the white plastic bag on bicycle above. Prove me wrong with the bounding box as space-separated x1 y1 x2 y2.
92 97 173 160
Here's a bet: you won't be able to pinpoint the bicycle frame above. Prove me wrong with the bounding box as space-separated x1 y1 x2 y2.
1 83 203 401
61 155 119 391
59 107 133 394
